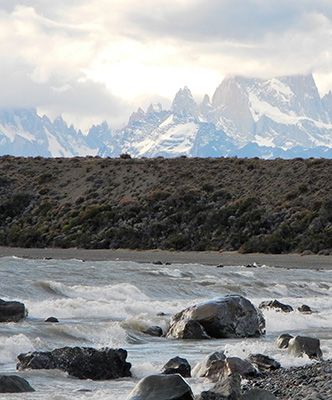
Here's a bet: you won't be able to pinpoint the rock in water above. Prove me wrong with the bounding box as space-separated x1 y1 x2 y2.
17 346 131 380
0 375 35 393
161 356 191 378
126 374 194 400
0 299 26 322
288 336 323 360
258 299 293 313
167 295 265 339
192 351 226 381
276 333 293 349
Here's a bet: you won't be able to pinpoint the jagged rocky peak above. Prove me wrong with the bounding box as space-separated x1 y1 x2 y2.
199 94 212 114
171 86 198 117
147 103 162 114
128 107 145 124
211 75 247 108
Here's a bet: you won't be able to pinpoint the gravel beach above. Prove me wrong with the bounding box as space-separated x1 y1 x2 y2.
1 247 332 269
243 360 332 400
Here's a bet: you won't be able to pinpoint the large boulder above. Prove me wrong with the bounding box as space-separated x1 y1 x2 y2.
288 336 323 360
0 299 26 322
0 375 35 393
17 346 131 380
126 374 194 400
167 295 265 339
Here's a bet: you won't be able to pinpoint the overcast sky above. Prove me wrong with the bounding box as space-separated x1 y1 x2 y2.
2 0 332 131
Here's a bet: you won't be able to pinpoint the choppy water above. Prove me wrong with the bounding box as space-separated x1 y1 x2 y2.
1 256 332 399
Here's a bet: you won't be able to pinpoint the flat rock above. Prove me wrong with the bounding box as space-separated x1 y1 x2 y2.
17 346 131 380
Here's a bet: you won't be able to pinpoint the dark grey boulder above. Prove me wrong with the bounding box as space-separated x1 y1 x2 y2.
276 333 293 349
247 354 280 372
126 374 194 400
192 351 226 380
297 304 313 313
0 375 35 393
144 325 163 336
0 298 26 322
196 373 241 400
241 388 277 399
258 299 293 313
222 357 258 379
161 356 191 378
17 346 131 380
167 318 210 340
288 335 323 360
167 295 265 339
44 316 59 323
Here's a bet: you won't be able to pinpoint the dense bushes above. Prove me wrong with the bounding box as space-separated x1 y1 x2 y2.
1 156 332 254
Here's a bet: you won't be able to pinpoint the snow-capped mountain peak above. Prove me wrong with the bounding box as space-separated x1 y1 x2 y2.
1 73 332 159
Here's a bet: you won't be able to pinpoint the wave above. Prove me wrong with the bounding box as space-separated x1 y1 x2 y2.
0 334 35 364
46 321 128 348
34 280 150 301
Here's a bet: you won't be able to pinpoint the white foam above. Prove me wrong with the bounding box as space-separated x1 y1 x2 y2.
0 334 35 363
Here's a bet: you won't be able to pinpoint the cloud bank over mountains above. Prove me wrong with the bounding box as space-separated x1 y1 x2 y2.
1 1 332 130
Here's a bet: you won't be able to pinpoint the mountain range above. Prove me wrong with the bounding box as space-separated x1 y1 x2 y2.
2 74 332 159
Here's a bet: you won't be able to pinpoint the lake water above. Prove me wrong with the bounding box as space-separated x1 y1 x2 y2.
1 256 332 399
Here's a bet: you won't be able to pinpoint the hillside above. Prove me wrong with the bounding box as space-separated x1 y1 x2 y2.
0 155 332 254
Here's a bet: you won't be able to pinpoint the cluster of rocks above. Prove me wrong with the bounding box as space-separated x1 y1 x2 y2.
242 359 332 400
0 295 328 399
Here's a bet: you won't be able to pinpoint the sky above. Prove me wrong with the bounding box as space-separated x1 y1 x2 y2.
2 0 332 131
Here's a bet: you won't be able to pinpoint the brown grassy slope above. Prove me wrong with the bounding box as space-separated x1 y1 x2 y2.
0 156 331 253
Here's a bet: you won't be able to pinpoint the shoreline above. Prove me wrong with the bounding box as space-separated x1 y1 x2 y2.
0 247 332 269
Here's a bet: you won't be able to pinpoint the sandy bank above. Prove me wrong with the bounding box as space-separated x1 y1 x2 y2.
0 247 332 269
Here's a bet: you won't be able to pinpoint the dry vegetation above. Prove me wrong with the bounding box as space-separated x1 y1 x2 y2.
0 155 332 254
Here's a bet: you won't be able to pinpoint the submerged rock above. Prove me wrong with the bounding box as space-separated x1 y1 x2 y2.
297 304 313 313
167 295 265 339
17 346 131 380
44 316 59 323
259 299 293 313
0 299 26 322
0 375 35 393
144 325 163 337
126 374 194 400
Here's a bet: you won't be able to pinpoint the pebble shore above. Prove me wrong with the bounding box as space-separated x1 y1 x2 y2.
242 360 332 399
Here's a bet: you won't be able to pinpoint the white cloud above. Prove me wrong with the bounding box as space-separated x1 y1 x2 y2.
1 0 332 130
